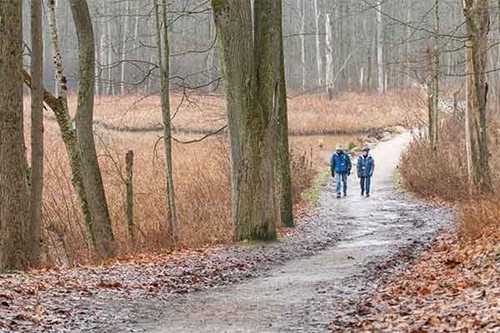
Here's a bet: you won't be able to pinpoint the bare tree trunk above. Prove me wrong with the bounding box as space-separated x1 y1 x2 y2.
276 0 293 228
46 0 96 252
155 0 178 242
0 0 31 272
314 0 323 90
120 0 131 95
29 0 44 268
69 0 115 258
132 9 140 94
430 0 440 150
376 0 384 94
406 2 412 87
298 0 306 92
463 0 492 192
325 13 334 100
212 0 279 240
106 19 114 96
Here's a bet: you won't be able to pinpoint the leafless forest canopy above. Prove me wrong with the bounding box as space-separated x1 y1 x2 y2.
22 0 500 97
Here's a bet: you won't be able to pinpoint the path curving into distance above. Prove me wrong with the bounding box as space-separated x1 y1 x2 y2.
136 133 450 333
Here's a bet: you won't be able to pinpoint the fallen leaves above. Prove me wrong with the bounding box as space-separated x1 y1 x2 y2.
0 212 342 332
331 231 500 332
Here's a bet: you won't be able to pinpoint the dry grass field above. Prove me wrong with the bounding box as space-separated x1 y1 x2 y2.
23 90 420 266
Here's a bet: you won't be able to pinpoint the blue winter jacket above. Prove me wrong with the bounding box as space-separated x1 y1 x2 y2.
357 155 375 177
331 151 352 174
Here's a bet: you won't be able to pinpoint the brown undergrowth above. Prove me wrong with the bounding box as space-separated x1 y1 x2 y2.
23 90 420 267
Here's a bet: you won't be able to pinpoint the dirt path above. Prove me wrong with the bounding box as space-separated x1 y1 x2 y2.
136 134 450 333
0 134 449 333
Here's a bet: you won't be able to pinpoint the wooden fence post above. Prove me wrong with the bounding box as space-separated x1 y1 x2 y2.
125 150 134 243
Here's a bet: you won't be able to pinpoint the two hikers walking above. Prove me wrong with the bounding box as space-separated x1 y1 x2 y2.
330 146 375 198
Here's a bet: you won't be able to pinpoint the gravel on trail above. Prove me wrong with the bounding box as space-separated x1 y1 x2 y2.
0 133 451 333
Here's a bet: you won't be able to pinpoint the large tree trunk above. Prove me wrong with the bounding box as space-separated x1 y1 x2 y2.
155 0 178 242
463 0 492 192
29 0 44 268
376 0 384 94
212 0 279 240
0 0 31 272
69 0 115 258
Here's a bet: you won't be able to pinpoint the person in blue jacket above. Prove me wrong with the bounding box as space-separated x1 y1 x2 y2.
357 147 375 197
331 145 352 198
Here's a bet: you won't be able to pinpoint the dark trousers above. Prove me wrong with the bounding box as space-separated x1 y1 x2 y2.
360 176 371 195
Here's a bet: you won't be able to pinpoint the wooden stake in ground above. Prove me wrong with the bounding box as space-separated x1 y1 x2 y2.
125 151 135 243
463 0 492 193
0 0 31 271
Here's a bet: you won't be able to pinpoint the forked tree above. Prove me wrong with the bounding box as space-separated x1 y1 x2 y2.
212 0 293 240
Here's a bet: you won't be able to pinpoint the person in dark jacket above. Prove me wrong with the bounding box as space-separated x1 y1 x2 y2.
357 146 375 197
331 145 352 198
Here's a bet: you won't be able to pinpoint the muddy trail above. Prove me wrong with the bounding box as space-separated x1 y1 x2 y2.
134 133 450 333
0 134 450 333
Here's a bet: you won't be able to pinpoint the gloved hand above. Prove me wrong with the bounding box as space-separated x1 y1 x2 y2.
348 171 351 176
331 171 335 178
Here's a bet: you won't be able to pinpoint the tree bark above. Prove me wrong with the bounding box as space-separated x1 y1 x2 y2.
125 150 134 243
0 0 31 272
298 0 306 92
155 0 179 242
430 0 440 150
275 0 293 227
376 0 384 94
314 0 323 90
212 0 280 240
463 0 492 192
120 0 131 95
29 0 44 268
46 0 96 251
69 0 115 258
325 13 334 100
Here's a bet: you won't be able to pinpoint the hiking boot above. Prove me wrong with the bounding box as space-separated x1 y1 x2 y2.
336 194 341 199
361 191 364 196
366 193 370 197
343 192 347 197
